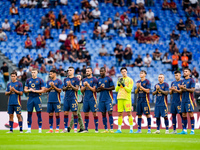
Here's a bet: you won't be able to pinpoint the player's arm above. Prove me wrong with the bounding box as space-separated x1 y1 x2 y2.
81 86 86 93
172 88 182 94
86 83 96 92
12 88 23 96
152 85 158 95
103 86 115 91
181 87 195 93
140 86 150 93
24 86 31 93
115 81 120 92
159 89 169 95
123 79 133 93
33 87 45 93
52 84 62 93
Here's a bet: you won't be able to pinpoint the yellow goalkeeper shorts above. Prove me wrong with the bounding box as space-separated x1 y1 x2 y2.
117 99 132 112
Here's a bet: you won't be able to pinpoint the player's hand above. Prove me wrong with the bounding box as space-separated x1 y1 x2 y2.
84 82 88 87
136 83 140 88
67 81 72 87
10 87 14 92
100 85 104 90
29 88 34 92
50 82 54 87
156 85 160 90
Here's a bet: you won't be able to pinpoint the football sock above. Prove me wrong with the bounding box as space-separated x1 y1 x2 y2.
180 113 183 129
147 117 151 130
84 116 89 130
74 115 78 129
190 117 195 131
19 121 23 131
102 114 107 130
172 114 176 131
156 118 160 130
94 116 98 131
64 115 68 130
164 117 169 130
9 121 13 131
49 116 53 130
118 116 123 130
56 116 60 130
37 111 42 129
182 117 187 131
129 115 133 130
138 117 142 130
27 112 32 129
109 114 113 130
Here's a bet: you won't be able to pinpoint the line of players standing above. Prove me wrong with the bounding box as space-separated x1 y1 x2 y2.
5 67 196 134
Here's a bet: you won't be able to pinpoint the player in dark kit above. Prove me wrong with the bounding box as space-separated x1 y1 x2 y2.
5 72 23 133
153 74 169 134
178 68 196 135
169 71 183 134
135 70 151 134
24 68 45 133
62 67 79 133
46 70 62 133
81 67 98 133
96 67 115 133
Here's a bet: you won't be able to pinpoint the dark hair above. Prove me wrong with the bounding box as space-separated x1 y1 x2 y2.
3 62 6 65
141 70 147 74
68 66 74 70
120 67 127 72
11 71 17 76
86 67 93 71
184 68 191 72
100 67 106 71
50 69 57 74
174 70 181 74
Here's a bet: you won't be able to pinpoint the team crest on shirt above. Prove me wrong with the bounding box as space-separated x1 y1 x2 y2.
36 81 38 83
15 85 18 87
90 81 92 83
99 82 101 84
29 81 31 83
187 82 189 84
72 80 75 83
162 86 164 89
55 83 57 85
143 83 145 86
105 80 107 83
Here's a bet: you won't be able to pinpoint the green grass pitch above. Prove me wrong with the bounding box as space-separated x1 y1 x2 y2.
0 129 200 150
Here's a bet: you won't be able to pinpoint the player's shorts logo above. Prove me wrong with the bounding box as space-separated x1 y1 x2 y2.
31 83 35 88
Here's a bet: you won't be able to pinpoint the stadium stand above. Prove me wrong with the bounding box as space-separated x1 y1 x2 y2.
0 0 200 105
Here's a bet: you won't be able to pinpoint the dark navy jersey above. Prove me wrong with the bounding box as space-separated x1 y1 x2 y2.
63 77 80 101
171 80 182 104
136 79 151 103
82 77 98 101
97 76 114 102
25 77 45 97
6 81 23 105
47 79 62 103
153 82 169 107
181 78 195 103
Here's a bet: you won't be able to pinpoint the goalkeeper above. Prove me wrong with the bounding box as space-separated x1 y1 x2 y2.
115 67 134 133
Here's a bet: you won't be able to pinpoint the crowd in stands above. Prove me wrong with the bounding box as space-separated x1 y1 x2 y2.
0 0 199 82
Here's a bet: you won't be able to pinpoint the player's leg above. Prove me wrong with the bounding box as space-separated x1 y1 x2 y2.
135 102 142 133
178 102 188 134
106 101 114 133
62 100 70 133
26 99 34 133
146 114 151 133
90 100 98 132
115 99 123 133
54 102 61 133
82 101 90 132
171 104 177 134
143 102 151 133
8 113 14 133
15 105 23 132
99 101 108 133
47 103 53 133
71 99 78 133
153 106 160 134
124 100 133 133
189 112 195 134
162 106 169 134
77 103 84 132
35 97 43 133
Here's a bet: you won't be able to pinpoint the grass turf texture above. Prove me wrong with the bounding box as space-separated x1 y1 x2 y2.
0 129 200 150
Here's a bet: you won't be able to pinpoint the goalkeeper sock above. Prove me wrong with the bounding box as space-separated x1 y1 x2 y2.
129 115 133 130
138 117 142 130
118 116 123 131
